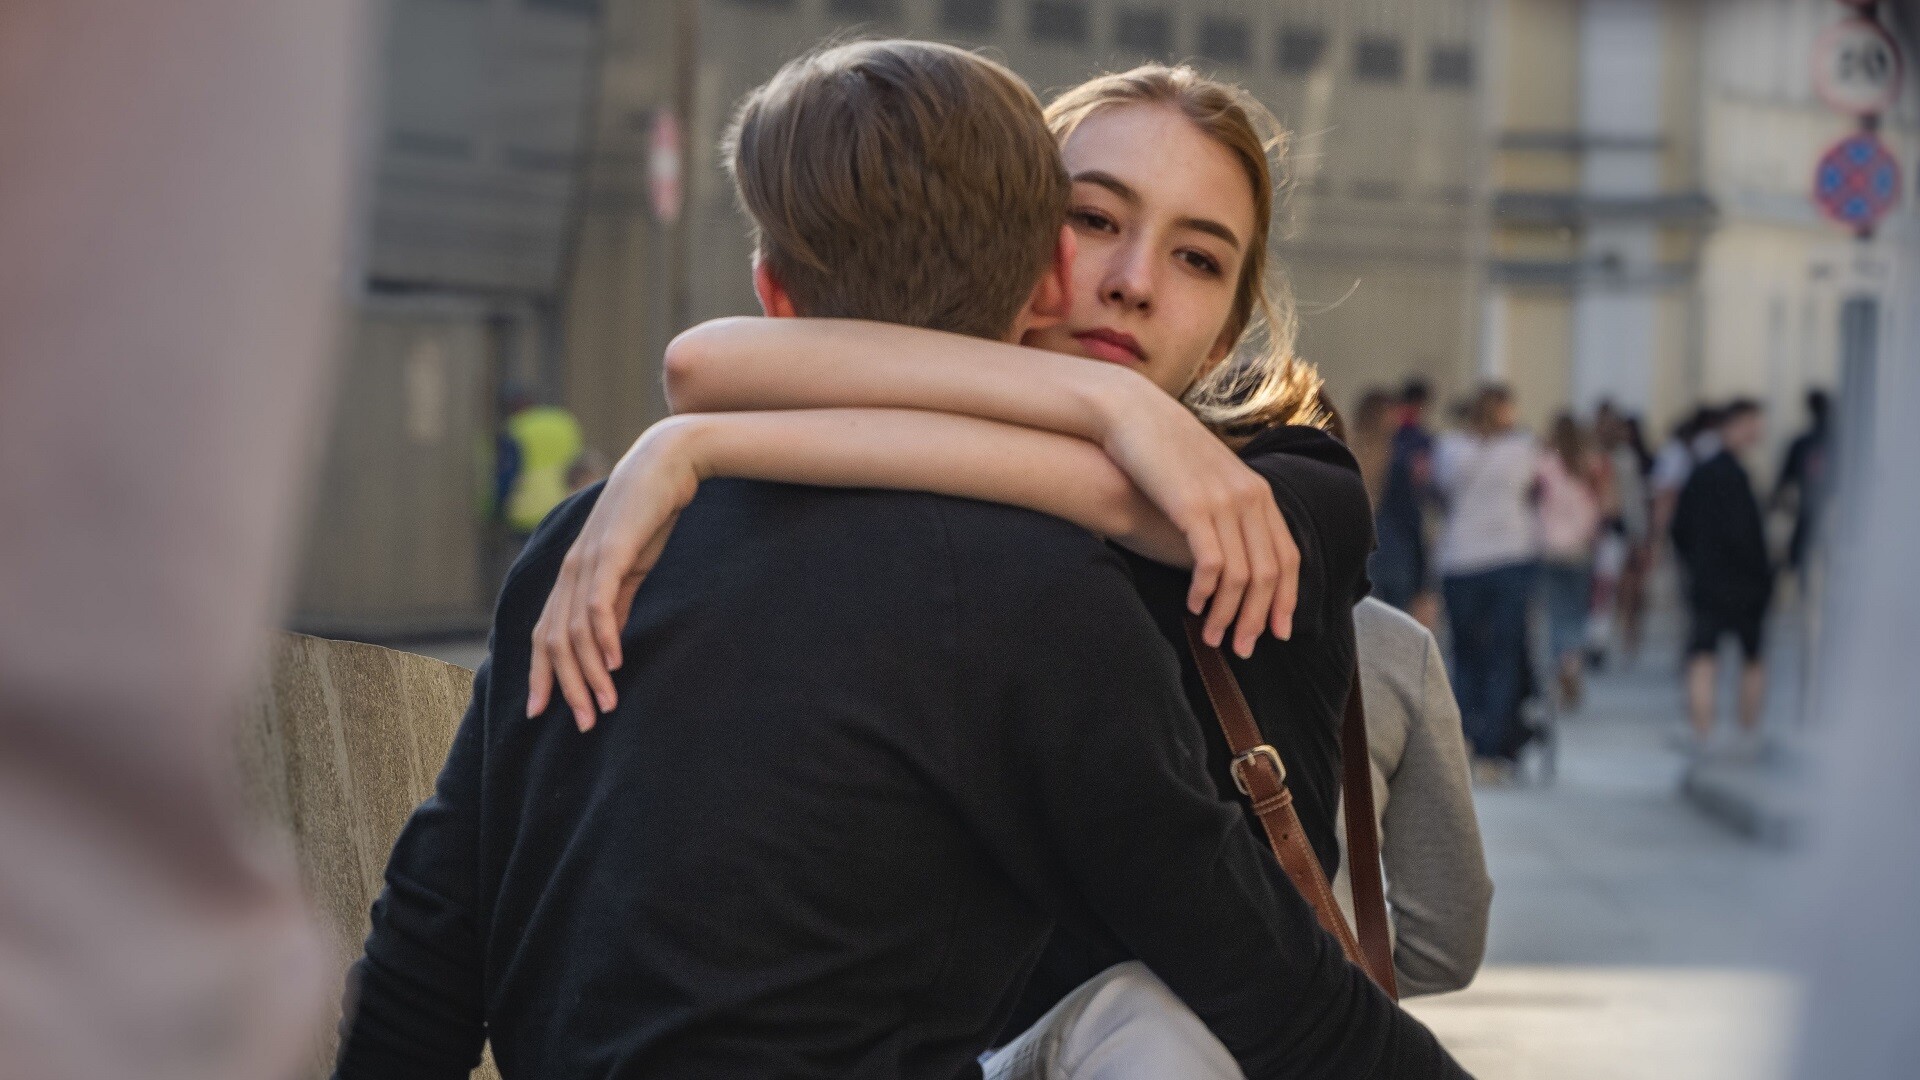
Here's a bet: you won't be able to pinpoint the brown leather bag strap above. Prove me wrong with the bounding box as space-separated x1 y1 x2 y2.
1183 617 1397 999
1342 667 1399 999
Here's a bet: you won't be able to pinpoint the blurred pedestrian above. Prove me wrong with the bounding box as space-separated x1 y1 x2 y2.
1671 399 1773 752
0 2 363 1078
497 387 587 537
1597 412 1654 661
1534 413 1604 709
1650 404 1718 546
1349 387 1398 511
1435 384 1540 779
1373 378 1438 627
1772 388 1832 591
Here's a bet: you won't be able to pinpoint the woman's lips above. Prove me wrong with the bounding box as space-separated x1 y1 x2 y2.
1072 329 1146 367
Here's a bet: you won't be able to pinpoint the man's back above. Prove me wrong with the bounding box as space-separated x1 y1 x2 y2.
338 479 1464 1080
345 482 1098 1077
1672 451 1769 606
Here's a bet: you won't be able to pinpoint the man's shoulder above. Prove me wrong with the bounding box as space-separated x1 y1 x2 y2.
497 483 603 612
1693 451 1744 486
1356 596 1432 662
930 495 1132 593
1239 426 1374 567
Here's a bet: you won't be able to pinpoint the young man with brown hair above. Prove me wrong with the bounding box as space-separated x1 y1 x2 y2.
335 40 1463 1079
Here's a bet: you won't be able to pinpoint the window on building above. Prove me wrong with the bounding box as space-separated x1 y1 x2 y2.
1030 0 1088 44
829 0 900 20
524 0 600 15
940 0 998 33
1198 16 1251 66
1429 44 1474 88
504 145 573 173
1276 26 1327 74
1353 36 1404 83
1114 9 1171 57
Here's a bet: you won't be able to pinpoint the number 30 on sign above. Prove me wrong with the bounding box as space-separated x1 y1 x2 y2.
1815 18 1903 116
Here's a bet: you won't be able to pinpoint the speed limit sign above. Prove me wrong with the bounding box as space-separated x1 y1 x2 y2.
1815 18 1903 116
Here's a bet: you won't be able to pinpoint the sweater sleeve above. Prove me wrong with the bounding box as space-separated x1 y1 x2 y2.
333 665 491 1080
1381 630 1493 996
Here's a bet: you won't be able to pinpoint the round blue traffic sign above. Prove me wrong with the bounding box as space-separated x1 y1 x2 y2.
1814 131 1901 230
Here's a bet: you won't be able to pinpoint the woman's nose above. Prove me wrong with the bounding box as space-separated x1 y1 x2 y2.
1101 251 1153 312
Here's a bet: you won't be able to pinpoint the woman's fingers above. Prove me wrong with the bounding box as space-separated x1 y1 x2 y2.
527 625 555 718
582 544 627 677
539 571 599 731
1267 499 1300 641
1232 507 1280 659
567 569 619 718
527 558 580 718
1201 499 1252 649
1184 512 1225 617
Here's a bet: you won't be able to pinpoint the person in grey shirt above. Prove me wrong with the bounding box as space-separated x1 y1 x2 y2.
1335 597 1495 997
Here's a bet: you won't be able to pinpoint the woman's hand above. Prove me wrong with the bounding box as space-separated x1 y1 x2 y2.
527 417 703 731
1092 372 1301 657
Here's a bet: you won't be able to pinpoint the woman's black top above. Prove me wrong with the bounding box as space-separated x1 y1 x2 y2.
1005 424 1376 1036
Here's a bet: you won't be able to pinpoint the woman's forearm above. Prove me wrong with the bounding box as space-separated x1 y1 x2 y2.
664 317 1157 444
667 408 1192 565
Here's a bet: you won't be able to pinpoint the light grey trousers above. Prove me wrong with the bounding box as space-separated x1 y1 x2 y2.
983 963 1246 1080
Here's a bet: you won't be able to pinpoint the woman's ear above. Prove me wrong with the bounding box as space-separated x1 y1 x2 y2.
752 258 798 318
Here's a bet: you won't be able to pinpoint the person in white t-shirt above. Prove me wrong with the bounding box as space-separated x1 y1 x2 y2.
1434 385 1540 777
1649 405 1720 547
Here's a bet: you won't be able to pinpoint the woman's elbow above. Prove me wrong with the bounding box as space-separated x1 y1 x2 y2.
1410 952 1483 997
662 318 745 412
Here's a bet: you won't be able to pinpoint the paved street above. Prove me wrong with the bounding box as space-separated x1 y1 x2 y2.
1405 600 1805 1079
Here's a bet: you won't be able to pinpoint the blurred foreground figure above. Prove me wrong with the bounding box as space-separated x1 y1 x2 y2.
0 2 364 1078
1793 6 1920 1072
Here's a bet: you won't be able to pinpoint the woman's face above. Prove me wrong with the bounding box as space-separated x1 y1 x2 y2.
1023 103 1257 399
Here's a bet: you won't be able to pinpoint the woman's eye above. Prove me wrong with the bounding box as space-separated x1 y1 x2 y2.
1179 249 1223 276
1070 208 1118 233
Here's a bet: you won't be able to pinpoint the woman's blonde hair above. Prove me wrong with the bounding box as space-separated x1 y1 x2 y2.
1045 65 1325 437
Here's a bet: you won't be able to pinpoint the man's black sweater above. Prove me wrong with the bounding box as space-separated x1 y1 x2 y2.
334 479 1464 1079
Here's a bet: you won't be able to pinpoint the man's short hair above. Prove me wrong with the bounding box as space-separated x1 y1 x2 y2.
723 40 1069 341
1722 398 1762 423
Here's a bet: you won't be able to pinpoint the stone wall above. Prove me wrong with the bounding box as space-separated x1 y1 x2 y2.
237 633 499 1079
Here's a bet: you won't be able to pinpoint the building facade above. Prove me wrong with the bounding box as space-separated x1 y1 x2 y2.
565 0 1494 450
301 0 1495 635
1481 0 1914 453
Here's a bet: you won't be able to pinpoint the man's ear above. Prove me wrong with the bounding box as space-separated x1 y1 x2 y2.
752 258 798 318
1018 225 1076 333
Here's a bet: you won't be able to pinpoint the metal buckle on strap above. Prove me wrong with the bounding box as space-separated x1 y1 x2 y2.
1230 744 1286 796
